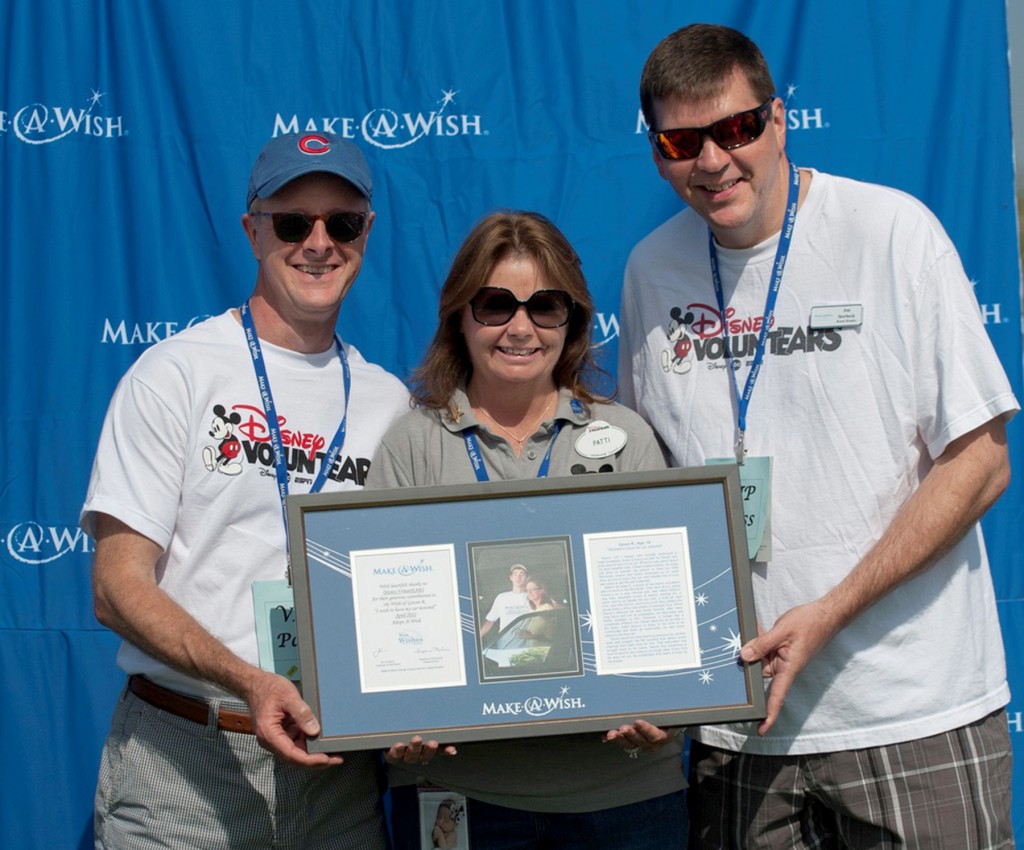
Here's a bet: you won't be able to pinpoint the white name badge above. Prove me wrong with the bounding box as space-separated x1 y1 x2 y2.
574 420 627 459
252 579 300 681
706 456 773 562
809 303 863 329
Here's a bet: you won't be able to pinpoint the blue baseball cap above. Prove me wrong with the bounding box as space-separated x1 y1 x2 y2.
246 133 372 207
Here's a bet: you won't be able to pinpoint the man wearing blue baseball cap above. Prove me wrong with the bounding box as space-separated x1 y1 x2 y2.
81 133 410 849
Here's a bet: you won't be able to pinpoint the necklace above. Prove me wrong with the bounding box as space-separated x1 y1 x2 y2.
475 395 556 451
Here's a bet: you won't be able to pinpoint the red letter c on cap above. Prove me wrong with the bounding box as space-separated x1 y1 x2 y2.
298 134 331 155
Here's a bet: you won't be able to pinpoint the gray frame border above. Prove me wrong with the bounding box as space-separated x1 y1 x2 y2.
286 466 765 752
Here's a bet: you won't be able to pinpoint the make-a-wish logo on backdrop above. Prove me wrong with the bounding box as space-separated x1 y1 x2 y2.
100 314 212 346
4 521 93 565
972 280 1010 328
592 312 619 348
779 84 827 132
633 82 827 134
1 89 127 144
273 88 485 151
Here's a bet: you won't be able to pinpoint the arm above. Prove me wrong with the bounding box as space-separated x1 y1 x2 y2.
740 416 1010 734
92 513 342 768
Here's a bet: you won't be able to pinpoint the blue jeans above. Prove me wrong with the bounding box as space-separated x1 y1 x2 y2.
389 785 688 849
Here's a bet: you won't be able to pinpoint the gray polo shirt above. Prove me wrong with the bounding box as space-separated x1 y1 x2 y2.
369 388 668 487
366 388 684 813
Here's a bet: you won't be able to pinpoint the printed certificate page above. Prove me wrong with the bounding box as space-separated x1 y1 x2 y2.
350 543 467 693
583 527 701 674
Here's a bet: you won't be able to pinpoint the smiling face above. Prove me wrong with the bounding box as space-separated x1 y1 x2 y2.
461 255 568 399
652 69 789 249
242 172 373 348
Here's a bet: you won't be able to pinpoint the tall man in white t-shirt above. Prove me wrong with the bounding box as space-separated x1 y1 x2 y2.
619 23 1017 849
81 133 410 849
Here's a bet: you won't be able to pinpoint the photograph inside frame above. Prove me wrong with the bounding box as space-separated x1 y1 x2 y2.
468 536 583 683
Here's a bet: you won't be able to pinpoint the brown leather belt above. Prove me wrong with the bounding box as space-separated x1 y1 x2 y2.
128 675 254 734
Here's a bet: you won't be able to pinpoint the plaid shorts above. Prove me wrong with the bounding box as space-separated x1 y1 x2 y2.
688 710 1014 850
94 686 389 850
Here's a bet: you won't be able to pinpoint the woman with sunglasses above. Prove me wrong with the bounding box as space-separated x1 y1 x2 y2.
368 211 688 849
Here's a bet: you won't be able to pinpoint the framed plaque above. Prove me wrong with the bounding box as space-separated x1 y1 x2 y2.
286 466 764 752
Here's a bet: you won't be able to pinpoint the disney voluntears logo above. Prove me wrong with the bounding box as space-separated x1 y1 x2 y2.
660 302 843 376
1 89 127 144
482 685 585 718
273 88 485 151
634 82 827 134
5 521 94 565
202 401 373 486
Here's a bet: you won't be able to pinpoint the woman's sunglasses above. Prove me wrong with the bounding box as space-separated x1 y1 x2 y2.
650 99 774 160
251 211 367 243
469 287 574 328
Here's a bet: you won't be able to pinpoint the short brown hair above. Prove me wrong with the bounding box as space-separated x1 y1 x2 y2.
411 211 605 411
640 24 776 129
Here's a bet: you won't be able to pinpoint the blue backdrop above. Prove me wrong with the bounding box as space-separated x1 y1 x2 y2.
1 2 1021 846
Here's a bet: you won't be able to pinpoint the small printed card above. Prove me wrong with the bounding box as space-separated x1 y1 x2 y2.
252 579 300 680
809 303 863 329
706 456 772 561
417 789 469 849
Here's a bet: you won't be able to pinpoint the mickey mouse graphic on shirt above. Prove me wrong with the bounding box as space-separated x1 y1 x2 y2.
663 306 695 374
202 404 243 476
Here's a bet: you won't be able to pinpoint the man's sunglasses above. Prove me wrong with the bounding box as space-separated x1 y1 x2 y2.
469 287 574 329
650 99 774 160
251 211 367 243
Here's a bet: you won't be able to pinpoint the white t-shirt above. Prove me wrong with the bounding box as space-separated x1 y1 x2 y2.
619 170 1018 754
81 310 410 698
485 589 530 630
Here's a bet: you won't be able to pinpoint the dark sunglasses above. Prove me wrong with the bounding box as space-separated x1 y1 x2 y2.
650 99 774 160
251 211 367 243
469 287 574 329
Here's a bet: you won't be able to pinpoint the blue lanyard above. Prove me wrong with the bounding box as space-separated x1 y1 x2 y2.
239 301 351 546
463 399 581 481
709 161 800 463
463 424 562 481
